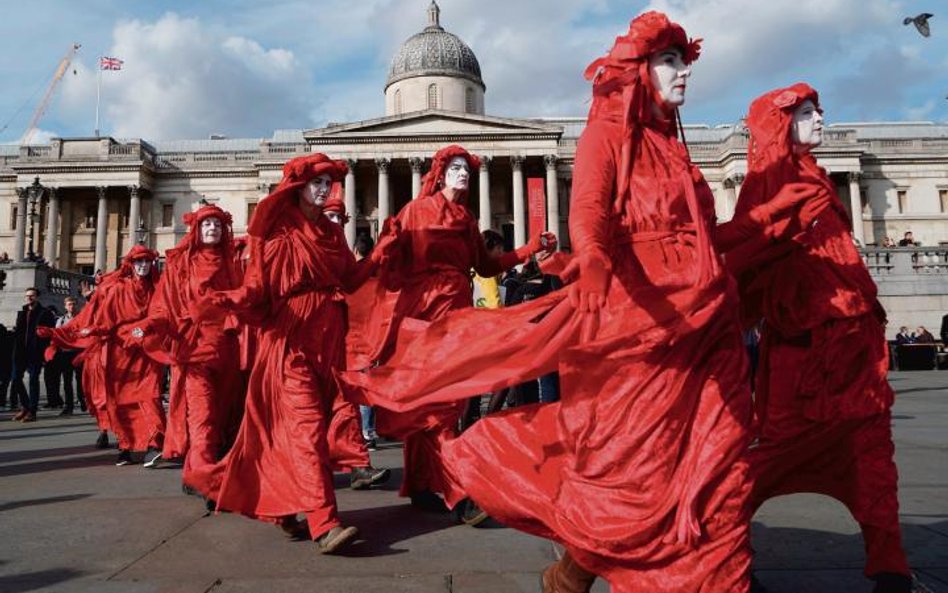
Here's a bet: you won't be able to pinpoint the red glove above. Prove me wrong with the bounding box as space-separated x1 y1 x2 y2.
563 251 612 313
749 182 820 226
36 326 53 339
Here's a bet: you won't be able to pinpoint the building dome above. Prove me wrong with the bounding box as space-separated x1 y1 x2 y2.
386 1 485 91
384 2 486 116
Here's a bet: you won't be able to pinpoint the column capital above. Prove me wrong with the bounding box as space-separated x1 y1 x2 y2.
127 185 139 197
510 155 525 170
543 154 558 170
848 171 862 183
408 156 424 173
478 155 492 169
95 186 108 199
345 158 358 171
730 173 745 185
16 187 29 201
375 157 390 172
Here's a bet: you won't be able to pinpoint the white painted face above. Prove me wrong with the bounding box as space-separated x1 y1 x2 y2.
443 157 470 191
791 99 824 149
132 259 152 277
200 216 222 245
325 211 344 225
648 47 691 109
302 174 333 208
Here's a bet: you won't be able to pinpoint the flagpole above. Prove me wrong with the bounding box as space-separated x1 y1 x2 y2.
94 57 101 138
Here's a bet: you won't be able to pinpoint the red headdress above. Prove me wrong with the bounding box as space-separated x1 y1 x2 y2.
417 145 480 203
323 183 350 224
181 203 235 249
97 244 160 287
248 153 349 238
737 83 839 217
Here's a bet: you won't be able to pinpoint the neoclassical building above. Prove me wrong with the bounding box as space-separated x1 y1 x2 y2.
2 2 948 330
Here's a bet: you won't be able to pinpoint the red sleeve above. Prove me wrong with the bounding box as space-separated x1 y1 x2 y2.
569 120 618 259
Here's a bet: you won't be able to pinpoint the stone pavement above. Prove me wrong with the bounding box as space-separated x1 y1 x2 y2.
0 371 946 593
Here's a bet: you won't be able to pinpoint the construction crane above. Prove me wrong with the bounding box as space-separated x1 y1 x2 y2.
20 42 81 145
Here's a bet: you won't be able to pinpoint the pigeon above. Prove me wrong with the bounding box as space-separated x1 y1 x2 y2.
903 13 934 37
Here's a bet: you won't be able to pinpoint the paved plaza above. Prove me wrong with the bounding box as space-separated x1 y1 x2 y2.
1 371 946 593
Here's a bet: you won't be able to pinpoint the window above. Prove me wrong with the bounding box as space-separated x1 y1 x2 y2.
10 204 17 231
161 203 174 227
394 89 402 115
897 190 908 214
122 203 130 229
247 201 257 225
427 84 438 109
465 87 474 113
940 189 948 214
84 203 96 229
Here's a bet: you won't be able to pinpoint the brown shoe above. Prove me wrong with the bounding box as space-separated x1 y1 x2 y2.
314 525 358 554
541 551 595 593
20 412 36 423
12 409 26 421
280 516 310 540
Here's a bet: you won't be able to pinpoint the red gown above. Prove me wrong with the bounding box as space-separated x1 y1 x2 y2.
143 231 244 484
194 206 368 537
368 190 516 506
48 273 165 452
339 118 754 592
736 153 909 577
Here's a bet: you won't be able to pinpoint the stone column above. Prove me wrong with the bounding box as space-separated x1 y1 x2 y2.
375 158 391 231
544 155 559 241
848 171 865 244
94 186 108 272
43 187 60 266
478 155 492 231
14 187 28 261
511 155 526 247
409 157 424 199
344 159 357 246
128 185 141 248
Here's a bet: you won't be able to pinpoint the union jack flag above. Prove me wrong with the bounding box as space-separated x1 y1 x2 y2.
99 56 123 71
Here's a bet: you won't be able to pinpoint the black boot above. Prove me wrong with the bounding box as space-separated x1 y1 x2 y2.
94 431 109 449
871 572 913 593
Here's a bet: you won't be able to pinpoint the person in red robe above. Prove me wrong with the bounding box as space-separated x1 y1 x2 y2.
350 144 556 521
130 203 244 483
40 245 165 466
339 12 753 592
190 153 394 554
725 83 912 593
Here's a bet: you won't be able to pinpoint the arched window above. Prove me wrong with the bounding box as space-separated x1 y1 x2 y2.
465 87 475 113
427 84 438 109
394 89 402 114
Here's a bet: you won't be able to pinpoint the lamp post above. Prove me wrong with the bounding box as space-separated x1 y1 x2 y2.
26 177 44 261
135 223 148 245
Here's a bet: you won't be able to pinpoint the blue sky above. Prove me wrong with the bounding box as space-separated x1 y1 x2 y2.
1 0 945 143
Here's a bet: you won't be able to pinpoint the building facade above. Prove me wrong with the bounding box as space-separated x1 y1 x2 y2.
1 2 947 332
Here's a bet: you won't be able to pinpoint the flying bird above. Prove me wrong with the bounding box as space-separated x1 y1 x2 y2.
904 13 934 37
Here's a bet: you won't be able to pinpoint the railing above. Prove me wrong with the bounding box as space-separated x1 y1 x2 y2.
860 246 948 276
45 268 93 296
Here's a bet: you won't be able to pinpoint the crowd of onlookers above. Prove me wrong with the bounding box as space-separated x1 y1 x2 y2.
2 288 84 422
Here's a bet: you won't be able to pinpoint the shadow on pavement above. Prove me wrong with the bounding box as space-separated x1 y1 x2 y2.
0 493 93 513
0 568 85 593
0 445 110 464
335 503 466 557
0 451 114 478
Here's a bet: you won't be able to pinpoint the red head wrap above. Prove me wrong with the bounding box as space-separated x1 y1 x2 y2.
322 185 351 224
248 153 349 238
97 244 160 287
737 83 831 216
418 145 480 202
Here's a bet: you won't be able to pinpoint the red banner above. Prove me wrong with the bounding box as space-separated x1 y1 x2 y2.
527 177 546 239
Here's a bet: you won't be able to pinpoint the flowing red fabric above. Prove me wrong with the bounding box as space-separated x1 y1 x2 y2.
339 14 753 591
731 84 909 577
190 154 365 539
47 248 165 452
141 204 244 485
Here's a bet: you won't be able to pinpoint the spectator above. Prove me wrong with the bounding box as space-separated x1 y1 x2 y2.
10 287 56 422
0 251 10 263
473 230 505 309
0 324 12 409
915 326 936 344
897 231 917 247
881 236 896 248
895 326 915 346
50 297 84 416
41 305 63 409
352 233 379 450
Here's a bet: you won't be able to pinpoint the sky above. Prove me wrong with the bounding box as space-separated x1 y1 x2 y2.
1 0 945 144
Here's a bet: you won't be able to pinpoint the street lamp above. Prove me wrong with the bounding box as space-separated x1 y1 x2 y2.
26 177 44 261
135 223 148 245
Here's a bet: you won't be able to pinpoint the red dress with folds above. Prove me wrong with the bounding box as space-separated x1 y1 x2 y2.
193 209 364 537
736 156 909 577
48 277 165 452
340 119 753 592
358 191 512 505
144 246 244 483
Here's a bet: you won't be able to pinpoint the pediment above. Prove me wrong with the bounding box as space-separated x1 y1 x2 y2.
304 109 562 141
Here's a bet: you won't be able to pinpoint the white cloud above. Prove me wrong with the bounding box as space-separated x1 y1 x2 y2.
59 12 316 140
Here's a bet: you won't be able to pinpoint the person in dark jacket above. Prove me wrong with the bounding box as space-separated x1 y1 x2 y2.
11 287 55 422
0 323 13 409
